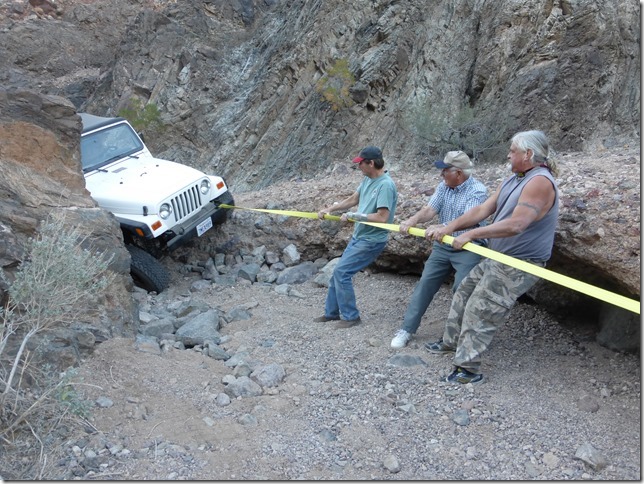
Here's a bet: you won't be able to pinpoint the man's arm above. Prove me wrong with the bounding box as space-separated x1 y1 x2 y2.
344 206 391 223
450 176 556 249
370 207 391 223
399 205 438 234
317 192 360 219
426 185 500 242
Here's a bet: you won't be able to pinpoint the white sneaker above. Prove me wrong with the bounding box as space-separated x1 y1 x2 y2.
391 329 411 349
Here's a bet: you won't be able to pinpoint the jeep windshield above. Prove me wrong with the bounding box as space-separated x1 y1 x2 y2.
80 122 145 172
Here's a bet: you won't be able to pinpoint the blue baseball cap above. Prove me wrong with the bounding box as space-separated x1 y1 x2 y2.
353 146 383 163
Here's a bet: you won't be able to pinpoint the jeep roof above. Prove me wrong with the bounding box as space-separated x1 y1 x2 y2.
80 113 126 133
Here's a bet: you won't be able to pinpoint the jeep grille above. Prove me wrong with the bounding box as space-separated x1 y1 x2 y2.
170 185 204 222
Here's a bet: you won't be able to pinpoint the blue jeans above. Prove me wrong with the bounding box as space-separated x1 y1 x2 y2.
402 242 482 334
325 237 387 321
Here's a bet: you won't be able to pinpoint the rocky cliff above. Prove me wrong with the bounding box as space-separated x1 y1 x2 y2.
1 0 638 189
0 91 138 368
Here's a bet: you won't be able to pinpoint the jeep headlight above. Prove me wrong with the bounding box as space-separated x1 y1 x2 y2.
159 203 172 219
200 179 211 194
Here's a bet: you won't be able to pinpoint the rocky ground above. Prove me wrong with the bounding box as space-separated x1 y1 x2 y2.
0 147 639 481
40 255 640 480
2 149 636 481
0 1 639 479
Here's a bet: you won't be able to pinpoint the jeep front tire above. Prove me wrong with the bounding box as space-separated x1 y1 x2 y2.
126 245 170 293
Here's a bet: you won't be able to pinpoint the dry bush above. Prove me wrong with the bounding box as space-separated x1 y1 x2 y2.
315 58 356 111
0 214 115 479
406 101 509 162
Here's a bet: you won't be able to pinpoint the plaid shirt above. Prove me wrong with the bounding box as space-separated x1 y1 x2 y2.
428 176 488 239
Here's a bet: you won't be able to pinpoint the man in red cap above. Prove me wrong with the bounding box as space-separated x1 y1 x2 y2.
316 146 398 328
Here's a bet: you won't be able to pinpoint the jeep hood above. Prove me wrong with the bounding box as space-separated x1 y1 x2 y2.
85 157 210 215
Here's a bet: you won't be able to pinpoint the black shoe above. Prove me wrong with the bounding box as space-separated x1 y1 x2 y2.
335 318 361 329
313 315 339 322
425 339 456 354
445 367 484 385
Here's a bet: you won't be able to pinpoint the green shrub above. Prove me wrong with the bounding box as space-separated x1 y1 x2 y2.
56 368 92 419
118 98 163 133
315 58 356 111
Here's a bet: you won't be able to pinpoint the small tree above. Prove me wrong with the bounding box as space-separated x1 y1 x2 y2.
315 58 356 111
407 100 508 162
118 98 163 133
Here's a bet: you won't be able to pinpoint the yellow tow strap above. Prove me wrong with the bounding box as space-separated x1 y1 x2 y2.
219 204 640 314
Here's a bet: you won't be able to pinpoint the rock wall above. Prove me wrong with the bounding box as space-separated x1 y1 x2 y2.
0 1 639 191
0 90 137 369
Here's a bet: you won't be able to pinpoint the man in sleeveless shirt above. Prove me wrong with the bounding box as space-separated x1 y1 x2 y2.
425 130 560 384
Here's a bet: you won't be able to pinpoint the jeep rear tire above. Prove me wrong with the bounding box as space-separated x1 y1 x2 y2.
126 245 170 293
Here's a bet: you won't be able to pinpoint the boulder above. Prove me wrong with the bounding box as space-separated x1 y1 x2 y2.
0 89 137 368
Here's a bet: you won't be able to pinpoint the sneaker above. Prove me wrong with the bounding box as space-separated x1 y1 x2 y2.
425 339 456 354
335 318 361 329
313 315 339 322
445 366 484 385
391 329 412 349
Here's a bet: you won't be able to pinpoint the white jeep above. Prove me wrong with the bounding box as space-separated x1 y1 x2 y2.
79 113 233 293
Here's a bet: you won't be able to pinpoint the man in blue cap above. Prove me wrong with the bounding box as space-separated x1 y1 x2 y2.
391 151 488 349
316 146 398 329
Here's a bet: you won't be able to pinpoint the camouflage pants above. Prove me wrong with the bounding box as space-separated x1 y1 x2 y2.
442 258 543 374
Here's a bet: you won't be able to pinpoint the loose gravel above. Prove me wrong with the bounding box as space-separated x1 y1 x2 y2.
59 266 641 480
